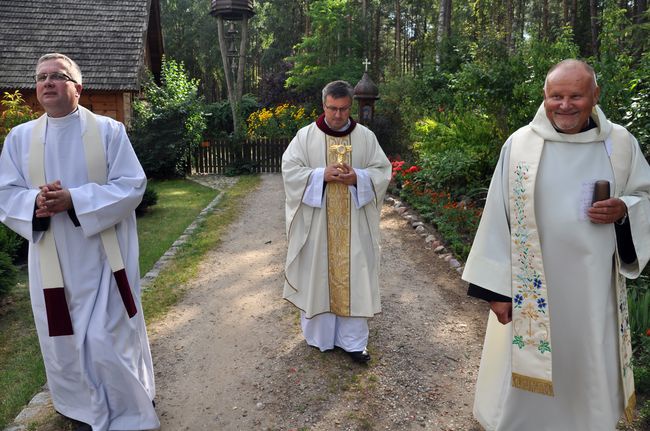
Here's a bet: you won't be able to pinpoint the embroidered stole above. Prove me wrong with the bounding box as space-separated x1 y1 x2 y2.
29 106 137 337
509 126 636 420
325 134 352 316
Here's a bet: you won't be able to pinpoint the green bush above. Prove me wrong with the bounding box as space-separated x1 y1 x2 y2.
131 57 206 179
136 185 159 216
628 280 650 349
0 91 38 147
204 95 259 140
0 250 17 297
410 112 503 199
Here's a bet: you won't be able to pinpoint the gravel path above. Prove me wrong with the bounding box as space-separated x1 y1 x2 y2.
149 173 486 430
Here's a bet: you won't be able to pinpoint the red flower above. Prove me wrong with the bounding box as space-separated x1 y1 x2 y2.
646 328 650 337
405 165 420 174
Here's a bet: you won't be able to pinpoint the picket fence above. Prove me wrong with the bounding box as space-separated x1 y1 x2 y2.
192 138 291 174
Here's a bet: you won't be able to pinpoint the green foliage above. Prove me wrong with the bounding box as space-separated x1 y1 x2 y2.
135 185 159 217
0 275 45 430
204 95 259 140
410 112 502 198
224 157 259 177
595 3 634 125
246 103 317 139
131 57 206 179
0 91 38 147
0 224 23 298
0 251 17 297
391 160 483 260
628 280 650 347
160 0 225 102
285 0 363 94
638 398 650 430
623 50 650 155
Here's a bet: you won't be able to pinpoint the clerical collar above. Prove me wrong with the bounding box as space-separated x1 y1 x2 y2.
46 108 80 128
316 114 357 137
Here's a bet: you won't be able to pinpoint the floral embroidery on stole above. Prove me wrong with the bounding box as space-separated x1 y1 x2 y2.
510 125 636 420
509 128 554 396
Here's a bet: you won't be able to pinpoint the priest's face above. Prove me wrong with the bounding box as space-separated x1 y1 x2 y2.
323 95 352 131
543 63 600 134
36 59 82 118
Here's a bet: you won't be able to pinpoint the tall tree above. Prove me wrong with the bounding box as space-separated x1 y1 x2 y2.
436 0 452 67
589 0 599 57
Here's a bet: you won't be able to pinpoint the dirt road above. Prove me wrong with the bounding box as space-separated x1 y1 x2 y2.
149 174 486 430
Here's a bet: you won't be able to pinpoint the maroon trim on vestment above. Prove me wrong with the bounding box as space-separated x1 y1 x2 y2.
315 113 357 137
43 287 74 336
114 269 137 318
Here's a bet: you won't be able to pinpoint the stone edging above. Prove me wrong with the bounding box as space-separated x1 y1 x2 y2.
385 195 464 275
3 188 227 431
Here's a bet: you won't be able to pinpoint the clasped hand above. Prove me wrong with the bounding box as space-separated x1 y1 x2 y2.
35 180 73 218
324 163 356 185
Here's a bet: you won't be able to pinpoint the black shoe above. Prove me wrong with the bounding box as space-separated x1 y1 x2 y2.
56 411 92 431
72 423 92 431
346 349 371 363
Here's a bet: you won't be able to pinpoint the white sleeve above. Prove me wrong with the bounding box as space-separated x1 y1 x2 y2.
302 167 325 208
350 168 374 209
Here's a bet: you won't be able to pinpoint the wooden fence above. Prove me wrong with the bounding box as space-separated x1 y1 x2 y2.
192 138 291 174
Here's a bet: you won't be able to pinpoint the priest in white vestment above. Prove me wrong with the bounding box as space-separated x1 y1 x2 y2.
0 54 159 430
463 59 650 430
282 80 391 363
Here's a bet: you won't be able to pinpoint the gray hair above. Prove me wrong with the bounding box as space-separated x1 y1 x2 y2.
322 80 354 104
36 53 83 85
543 59 598 91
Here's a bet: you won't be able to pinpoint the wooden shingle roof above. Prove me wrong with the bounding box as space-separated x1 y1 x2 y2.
0 0 163 91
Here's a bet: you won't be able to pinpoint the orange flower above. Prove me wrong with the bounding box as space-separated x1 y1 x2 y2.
646 328 650 337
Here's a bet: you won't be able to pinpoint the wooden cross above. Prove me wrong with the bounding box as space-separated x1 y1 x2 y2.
362 58 371 72
329 143 352 164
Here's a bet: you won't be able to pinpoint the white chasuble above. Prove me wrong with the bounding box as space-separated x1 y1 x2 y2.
282 121 391 318
462 104 650 431
0 108 159 431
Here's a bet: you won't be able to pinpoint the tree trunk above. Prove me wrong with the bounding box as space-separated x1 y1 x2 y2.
636 0 648 24
436 0 450 67
589 0 599 57
505 0 514 51
516 0 525 42
373 4 381 76
216 16 238 134
395 0 401 75
305 0 311 36
542 0 549 39
237 17 249 102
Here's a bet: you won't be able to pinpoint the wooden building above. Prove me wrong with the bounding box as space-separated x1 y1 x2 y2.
0 0 164 125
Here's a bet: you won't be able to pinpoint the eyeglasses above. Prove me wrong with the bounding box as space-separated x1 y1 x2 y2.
325 105 351 114
34 72 77 84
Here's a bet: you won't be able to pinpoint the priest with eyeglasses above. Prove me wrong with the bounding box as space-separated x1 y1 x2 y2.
0 53 159 431
282 80 391 363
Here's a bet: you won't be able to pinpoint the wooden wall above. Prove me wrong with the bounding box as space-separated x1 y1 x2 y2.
16 90 132 125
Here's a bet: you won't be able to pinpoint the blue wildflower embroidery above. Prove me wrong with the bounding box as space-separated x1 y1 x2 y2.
514 294 524 307
511 162 552 355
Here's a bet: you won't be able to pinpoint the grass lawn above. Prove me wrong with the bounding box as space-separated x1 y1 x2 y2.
137 178 219 275
0 176 253 429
